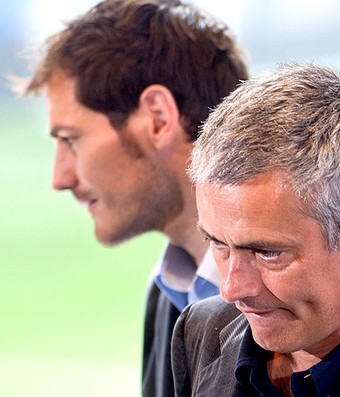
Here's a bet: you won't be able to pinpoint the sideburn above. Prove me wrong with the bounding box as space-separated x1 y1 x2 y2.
119 127 146 159
107 112 146 159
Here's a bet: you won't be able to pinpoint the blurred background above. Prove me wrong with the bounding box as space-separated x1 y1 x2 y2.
1 0 339 396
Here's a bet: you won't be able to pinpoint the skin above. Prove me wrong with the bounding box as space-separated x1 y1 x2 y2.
47 70 208 263
196 171 340 371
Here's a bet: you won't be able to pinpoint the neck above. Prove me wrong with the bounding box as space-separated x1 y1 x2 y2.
166 220 209 265
164 199 208 265
290 350 322 372
164 173 208 265
267 352 293 397
267 350 322 397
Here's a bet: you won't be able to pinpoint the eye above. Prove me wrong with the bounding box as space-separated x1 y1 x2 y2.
256 249 282 260
59 136 78 150
61 136 75 145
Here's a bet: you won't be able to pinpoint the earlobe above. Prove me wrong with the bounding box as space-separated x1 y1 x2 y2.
139 84 180 148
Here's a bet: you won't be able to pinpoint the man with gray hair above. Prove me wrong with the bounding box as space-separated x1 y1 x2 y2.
172 63 340 396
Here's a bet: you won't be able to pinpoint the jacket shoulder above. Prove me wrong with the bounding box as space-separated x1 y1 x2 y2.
172 296 245 396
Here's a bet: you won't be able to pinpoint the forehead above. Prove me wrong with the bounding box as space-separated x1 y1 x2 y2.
197 172 290 212
196 172 321 242
47 70 78 103
47 70 110 130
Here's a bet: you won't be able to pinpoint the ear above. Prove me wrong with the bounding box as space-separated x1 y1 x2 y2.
139 84 180 149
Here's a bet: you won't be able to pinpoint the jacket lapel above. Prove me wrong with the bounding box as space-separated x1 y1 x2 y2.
195 314 247 397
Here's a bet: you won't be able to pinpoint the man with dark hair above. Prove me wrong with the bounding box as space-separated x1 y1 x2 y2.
21 1 248 395
172 63 340 396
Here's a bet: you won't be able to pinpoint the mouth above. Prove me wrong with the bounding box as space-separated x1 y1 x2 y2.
239 306 274 315
243 310 276 318
79 199 97 213
237 301 281 317
237 303 293 323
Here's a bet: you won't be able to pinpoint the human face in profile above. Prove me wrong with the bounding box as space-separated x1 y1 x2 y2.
47 70 182 245
197 171 340 358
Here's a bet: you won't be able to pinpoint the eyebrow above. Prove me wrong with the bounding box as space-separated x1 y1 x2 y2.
197 223 223 244
197 223 288 251
50 125 79 138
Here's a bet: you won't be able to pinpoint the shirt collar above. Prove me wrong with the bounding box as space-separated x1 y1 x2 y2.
236 326 278 395
294 343 340 396
236 327 340 396
155 243 220 311
196 248 221 287
158 243 197 290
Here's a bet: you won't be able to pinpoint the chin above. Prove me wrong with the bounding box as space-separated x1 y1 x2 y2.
253 330 301 354
94 227 116 246
95 233 121 246
94 227 134 246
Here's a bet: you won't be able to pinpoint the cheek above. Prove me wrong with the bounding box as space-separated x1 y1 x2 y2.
80 146 116 181
260 264 318 311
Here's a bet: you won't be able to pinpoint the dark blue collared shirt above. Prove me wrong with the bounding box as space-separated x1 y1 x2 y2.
235 326 340 396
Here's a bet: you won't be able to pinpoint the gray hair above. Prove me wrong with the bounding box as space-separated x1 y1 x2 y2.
189 63 340 250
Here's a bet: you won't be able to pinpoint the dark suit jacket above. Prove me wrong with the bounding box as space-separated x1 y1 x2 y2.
142 281 181 397
171 295 247 397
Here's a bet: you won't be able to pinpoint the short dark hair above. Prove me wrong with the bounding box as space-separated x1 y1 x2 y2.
25 0 248 140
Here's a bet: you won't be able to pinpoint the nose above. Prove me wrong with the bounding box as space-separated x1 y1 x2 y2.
52 144 78 190
218 251 262 303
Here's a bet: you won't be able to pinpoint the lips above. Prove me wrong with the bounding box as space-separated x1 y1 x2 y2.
73 190 97 212
245 311 279 322
77 198 97 213
237 303 294 323
236 301 275 314
242 309 274 316
236 301 288 319
239 306 277 319
88 199 97 213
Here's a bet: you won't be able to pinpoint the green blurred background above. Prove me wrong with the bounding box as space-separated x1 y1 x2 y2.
1 1 339 396
1 99 166 396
